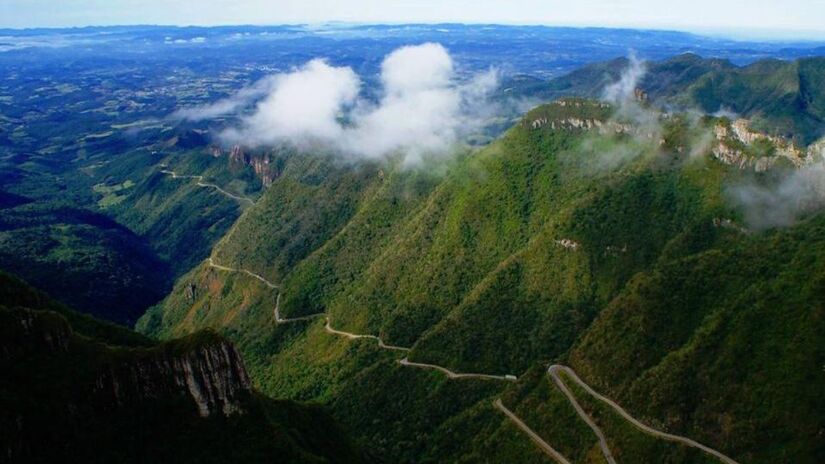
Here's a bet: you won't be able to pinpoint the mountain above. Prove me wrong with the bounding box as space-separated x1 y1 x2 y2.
3 47 825 463
0 122 264 323
140 88 825 463
519 54 825 145
0 271 366 463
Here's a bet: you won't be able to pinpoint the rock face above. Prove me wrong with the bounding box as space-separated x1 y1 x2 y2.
525 99 657 140
712 119 822 171
1 306 252 419
227 144 280 187
94 336 252 417
554 239 580 250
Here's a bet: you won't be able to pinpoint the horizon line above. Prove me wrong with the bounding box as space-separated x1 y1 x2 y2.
0 21 823 43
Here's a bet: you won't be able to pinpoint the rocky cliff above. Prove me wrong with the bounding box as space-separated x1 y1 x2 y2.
712 118 824 171
94 333 252 417
0 272 367 464
227 144 280 187
2 306 251 419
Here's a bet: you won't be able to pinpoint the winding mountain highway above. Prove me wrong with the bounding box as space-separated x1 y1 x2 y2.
323 318 411 351
160 169 255 205
548 366 617 464
204 253 739 464
399 358 517 381
181 169 737 464
548 365 740 464
207 257 278 289
205 254 739 463
494 399 572 464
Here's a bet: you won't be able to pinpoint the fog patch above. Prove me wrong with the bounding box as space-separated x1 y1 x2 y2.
172 75 280 121
603 52 645 105
730 163 825 229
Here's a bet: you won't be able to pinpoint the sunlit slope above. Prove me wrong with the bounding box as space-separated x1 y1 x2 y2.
141 98 823 463
564 216 825 463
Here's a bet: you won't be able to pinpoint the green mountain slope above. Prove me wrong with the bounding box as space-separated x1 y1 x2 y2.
535 54 825 145
141 60 825 463
0 122 267 323
0 201 168 325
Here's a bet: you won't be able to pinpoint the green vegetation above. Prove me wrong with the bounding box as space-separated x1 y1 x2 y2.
538 54 825 145
0 202 168 324
559 370 721 463
142 93 825 463
92 179 135 208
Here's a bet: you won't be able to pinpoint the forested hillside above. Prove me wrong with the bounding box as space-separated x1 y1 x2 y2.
141 85 825 463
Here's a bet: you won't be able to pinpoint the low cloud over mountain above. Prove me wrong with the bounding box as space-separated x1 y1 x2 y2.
176 43 498 164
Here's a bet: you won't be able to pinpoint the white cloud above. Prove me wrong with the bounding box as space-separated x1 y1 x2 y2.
172 75 280 121
222 59 360 146
178 43 499 164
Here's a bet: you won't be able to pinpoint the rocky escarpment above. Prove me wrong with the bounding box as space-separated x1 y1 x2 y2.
712 119 824 171
1 306 252 418
94 334 252 417
227 144 281 187
524 98 659 141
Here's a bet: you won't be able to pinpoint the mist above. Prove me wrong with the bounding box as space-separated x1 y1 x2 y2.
603 52 645 105
730 162 825 229
574 52 662 172
172 75 281 121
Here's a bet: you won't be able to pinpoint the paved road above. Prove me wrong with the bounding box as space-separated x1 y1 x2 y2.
161 169 254 205
494 399 572 464
273 292 324 323
399 358 517 382
324 318 411 352
549 365 740 464
548 366 617 464
207 257 278 289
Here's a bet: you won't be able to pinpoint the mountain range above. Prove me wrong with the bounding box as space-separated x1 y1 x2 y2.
2 51 824 463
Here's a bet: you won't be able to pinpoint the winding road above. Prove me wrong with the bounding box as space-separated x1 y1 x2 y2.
207 257 279 289
160 169 255 205
548 365 740 464
494 399 573 464
323 318 411 351
400 358 517 381
548 366 617 464
205 255 739 464
177 167 738 464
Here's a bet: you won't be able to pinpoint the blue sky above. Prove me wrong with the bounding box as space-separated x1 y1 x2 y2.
2 0 824 39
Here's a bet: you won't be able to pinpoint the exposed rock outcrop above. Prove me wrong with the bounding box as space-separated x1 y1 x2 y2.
94 335 252 417
712 119 821 171
227 145 280 187
712 217 749 235
1 307 252 419
555 239 580 251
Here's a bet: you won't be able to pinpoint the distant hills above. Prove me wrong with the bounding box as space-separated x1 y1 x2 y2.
514 53 825 145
